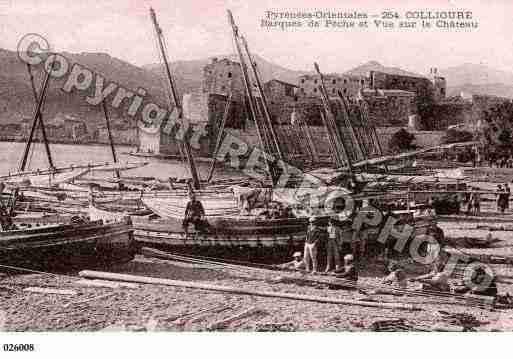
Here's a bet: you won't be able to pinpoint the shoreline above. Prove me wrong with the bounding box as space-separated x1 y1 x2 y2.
0 138 137 148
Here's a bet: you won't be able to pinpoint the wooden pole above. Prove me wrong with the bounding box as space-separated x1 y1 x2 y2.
149 8 201 190
227 10 267 155
337 92 364 161
314 62 354 177
207 93 233 182
27 64 54 170
240 35 284 162
102 101 120 180
78 270 420 311
19 60 53 172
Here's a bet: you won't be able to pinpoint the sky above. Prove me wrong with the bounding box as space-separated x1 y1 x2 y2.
1 0 513 75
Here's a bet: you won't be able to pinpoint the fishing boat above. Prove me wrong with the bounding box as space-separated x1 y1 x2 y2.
0 217 135 269
0 59 137 270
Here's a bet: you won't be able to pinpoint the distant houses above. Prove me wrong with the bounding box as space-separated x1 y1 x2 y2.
1 113 138 146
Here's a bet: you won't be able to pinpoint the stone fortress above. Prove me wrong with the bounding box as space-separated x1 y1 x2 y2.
138 56 471 160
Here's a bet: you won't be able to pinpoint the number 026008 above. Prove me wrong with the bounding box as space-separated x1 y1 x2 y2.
3 344 35 351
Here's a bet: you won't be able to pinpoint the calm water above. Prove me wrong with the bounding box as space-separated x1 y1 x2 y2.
0 141 237 180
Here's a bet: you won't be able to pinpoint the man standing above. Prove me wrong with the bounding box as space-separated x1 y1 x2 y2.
325 218 341 272
504 183 510 211
183 193 207 235
304 216 326 274
497 185 505 213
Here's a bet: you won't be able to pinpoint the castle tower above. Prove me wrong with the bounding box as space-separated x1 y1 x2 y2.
429 67 446 103
202 57 245 101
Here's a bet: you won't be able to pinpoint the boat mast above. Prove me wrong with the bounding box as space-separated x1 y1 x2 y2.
226 10 268 155
19 60 53 172
27 64 54 170
314 63 354 177
102 101 120 179
239 35 284 162
149 8 201 190
206 92 233 182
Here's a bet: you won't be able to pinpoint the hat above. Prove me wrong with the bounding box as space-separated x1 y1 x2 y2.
292 251 302 258
344 254 354 263
309 216 318 223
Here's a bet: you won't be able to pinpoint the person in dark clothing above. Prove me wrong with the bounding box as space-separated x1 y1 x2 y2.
182 193 208 235
471 268 498 297
504 184 511 211
334 254 358 282
303 217 327 273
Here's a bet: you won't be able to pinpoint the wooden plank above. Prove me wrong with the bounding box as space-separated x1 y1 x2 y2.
24 287 76 295
79 270 420 311
75 279 139 289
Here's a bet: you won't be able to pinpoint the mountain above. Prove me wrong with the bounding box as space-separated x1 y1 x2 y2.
0 48 168 129
143 53 307 91
345 60 423 78
438 63 513 98
0 48 307 127
440 63 513 88
447 83 513 98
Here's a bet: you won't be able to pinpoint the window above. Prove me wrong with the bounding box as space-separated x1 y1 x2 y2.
301 79 305 84
332 79 336 84
314 79 318 84
343 88 347 94
360 79 364 85
313 88 317 93
332 88 336 94
221 86 226 91
227 72 232 78
344 79 347 84
301 88 305 93
441 88 446 95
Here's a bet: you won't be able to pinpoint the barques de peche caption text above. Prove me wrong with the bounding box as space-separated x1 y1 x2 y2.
261 9 478 31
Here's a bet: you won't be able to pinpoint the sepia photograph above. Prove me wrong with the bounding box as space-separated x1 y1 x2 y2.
1 0 513 355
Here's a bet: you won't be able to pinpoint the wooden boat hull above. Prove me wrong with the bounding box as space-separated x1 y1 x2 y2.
0 218 135 270
132 214 435 252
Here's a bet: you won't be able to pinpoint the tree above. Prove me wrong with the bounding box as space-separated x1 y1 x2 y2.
441 129 474 144
389 128 415 153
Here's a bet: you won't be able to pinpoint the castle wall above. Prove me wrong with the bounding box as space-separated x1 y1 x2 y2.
362 89 416 127
297 74 367 98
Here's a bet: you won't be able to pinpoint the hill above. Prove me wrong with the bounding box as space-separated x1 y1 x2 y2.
143 53 307 91
439 63 513 88
345 60 423 78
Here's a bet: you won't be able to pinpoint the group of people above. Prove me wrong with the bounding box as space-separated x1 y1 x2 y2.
278 216 370 282
488 154 513 168
464 188 481 216
496 184 511 213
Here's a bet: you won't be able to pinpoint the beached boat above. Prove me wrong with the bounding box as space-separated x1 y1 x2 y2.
131 208 435 251
0 217 135 269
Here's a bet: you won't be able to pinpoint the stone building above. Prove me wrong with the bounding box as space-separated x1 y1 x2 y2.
201 58 245 101
429 67 447 103
21 114 89 143
368 69 447 104
297 74 367 98
137 92 246 157
0 123 23 141
264 79 297 102
369 70 434 98
362 88 417 127
97 119 138 146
